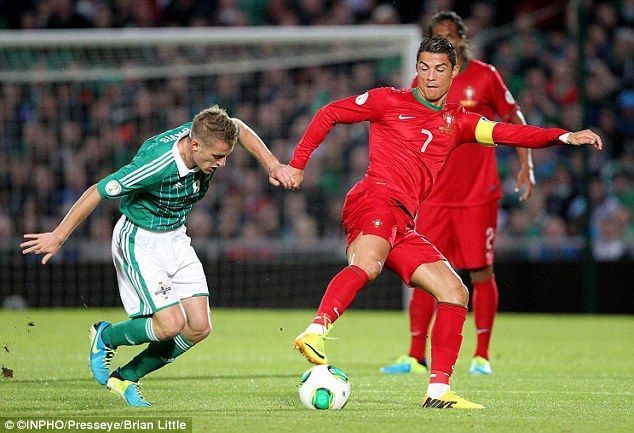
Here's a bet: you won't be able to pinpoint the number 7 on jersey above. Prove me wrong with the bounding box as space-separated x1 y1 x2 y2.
420 129 433 153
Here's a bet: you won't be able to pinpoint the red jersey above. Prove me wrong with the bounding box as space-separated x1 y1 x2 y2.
413 60 520 206
289 87 566 219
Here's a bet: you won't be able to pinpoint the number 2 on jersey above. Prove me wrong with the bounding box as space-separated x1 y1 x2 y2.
420 129 433 153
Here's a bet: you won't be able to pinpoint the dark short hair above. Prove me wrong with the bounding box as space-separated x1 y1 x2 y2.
416 37 457 68
428 11 467 38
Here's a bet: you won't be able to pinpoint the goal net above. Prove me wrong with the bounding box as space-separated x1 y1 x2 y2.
0 26 420 309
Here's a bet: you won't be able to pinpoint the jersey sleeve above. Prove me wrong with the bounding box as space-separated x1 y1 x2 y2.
96 148 174 199
459 112 569 149
289 87 389 169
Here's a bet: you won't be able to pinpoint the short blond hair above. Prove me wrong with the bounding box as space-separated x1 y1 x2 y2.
191 105 238 146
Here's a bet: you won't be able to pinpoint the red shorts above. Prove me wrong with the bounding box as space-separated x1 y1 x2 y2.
342 178 446 286
416 200 499 270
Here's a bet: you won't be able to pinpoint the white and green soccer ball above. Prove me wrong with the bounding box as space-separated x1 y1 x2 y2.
298 365 350 410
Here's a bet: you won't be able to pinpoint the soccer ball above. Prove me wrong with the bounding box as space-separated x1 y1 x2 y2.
298 364 350 410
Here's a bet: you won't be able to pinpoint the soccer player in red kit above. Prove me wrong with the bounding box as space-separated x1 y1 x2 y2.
381 11 533 377
288 37 602 409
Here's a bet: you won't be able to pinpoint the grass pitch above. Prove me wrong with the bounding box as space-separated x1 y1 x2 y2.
0 309 632 433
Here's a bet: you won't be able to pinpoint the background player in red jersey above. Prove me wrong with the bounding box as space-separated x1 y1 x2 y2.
381 11 533 377
287 37 602 409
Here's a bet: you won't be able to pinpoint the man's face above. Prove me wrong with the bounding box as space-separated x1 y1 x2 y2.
430 20 465 54
192 137 234 174
416 51 458 103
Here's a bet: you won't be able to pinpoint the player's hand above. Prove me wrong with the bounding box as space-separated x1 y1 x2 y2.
568 129 603 150
20 232 65 264
268 163 295 190
289 166 304 191
515 165 535 202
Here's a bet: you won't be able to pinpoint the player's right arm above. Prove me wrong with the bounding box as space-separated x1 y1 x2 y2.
21 184 102 264
21 148 168 264
288 88 387 188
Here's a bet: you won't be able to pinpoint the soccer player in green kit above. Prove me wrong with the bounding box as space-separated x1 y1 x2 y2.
20 106 295 406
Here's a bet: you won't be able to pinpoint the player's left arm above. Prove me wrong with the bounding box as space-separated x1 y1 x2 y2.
463 114 603 150
232 118 295 189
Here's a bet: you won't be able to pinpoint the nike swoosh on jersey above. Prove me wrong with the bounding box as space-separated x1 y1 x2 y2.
398 114 415 120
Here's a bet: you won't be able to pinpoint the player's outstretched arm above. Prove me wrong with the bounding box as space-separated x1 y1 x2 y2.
471 117 603 151
20 184 102 264
232 118 294 189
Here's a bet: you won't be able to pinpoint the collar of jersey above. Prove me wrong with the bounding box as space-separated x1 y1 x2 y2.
412 88 444 112
172 132 200 177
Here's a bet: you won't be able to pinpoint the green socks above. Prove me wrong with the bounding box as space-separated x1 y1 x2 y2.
101 316 159 348
118 334 194 382
101 317 196 382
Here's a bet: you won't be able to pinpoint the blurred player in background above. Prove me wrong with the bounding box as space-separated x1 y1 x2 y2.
20 106 294 406
288 37 602 409
381 11 534 377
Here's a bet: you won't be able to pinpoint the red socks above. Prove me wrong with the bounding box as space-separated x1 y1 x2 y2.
313 265 369 327
472 275 498 360
408 288 436 363
429 302 468 384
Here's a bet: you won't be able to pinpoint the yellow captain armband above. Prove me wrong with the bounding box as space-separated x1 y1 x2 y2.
475 118 498 147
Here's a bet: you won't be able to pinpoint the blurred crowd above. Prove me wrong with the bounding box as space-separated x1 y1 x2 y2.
0 0 632 261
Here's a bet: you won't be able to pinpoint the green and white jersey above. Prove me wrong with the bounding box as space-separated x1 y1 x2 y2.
97 122 213 231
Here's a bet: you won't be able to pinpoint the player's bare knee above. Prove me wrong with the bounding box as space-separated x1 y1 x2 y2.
437 280 469 306
154 313 186 340
182 320 211 344
355 261 382 281
366 265 382 281
193 324 212 343
452 282 469 306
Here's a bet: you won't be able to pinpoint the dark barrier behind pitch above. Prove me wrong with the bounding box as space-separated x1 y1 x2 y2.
1 258 631 314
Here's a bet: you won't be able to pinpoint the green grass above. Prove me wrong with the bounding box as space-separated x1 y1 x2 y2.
0 309 632 432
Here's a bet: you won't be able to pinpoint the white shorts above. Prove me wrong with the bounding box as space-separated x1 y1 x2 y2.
112 215 208 317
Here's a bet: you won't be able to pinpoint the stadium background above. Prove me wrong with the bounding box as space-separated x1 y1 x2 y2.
0 0 631 313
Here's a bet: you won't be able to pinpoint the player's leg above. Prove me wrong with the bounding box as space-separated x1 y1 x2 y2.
97 219 189 406
90 217 179 386
294 232 390 365
316 232 390 327
109 230 210 407
385 234 482 409
381 204 450 374
112 228 212 383
294 190 400 365
104 303 187 407
410 262 483 409
469 265 496 375
451 200 499 374
115 297 209 384
408 289 435 366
